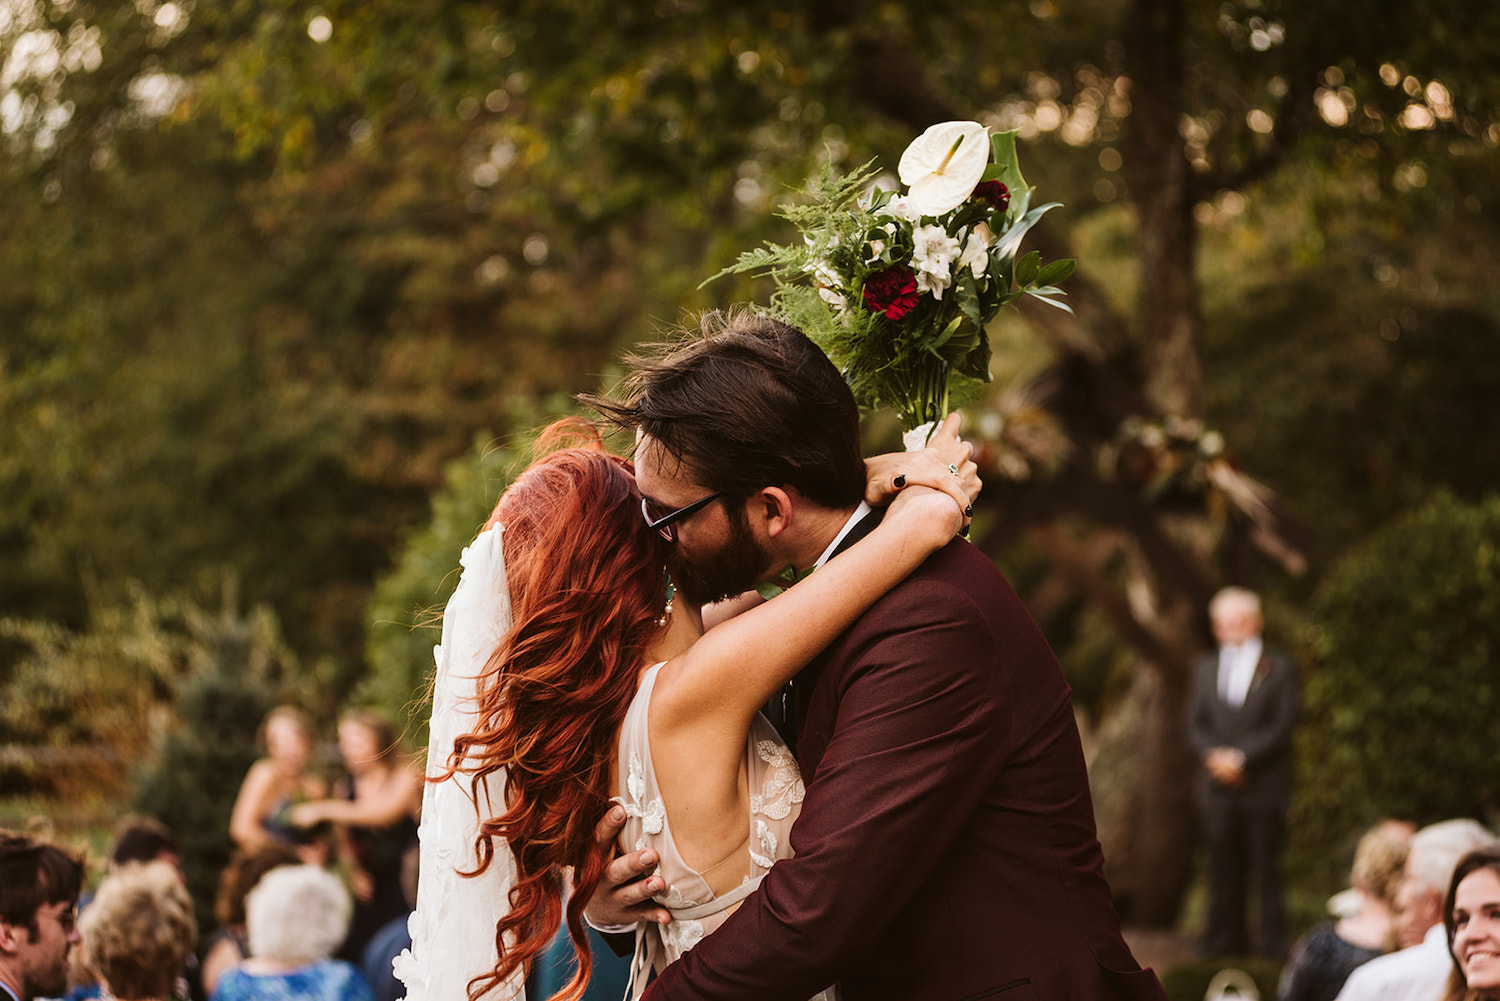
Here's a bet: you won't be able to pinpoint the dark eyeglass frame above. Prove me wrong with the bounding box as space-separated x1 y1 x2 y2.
41 903 77 933
642 491 723 541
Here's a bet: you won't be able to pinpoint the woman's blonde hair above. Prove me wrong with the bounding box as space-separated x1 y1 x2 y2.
80 861 196 1001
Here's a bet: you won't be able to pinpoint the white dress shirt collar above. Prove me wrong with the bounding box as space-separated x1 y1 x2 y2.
814 502 873 571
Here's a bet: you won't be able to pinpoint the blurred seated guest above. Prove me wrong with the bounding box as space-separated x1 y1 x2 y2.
0 829 84 1001
357 840 417 1001
210 866 372 1001
230 706 330 864
1277 820 1413 1001
79 862 195 1001
105 817 182 876
199 845 300 997
289 710 420 963
1444 847 1500 1001
67 816 190 1001
1338 819 1498 1001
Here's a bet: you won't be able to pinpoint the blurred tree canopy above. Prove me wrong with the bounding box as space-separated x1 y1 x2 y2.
3 0 1498 928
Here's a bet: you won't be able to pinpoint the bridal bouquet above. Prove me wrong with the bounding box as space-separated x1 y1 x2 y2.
711 121 1073 445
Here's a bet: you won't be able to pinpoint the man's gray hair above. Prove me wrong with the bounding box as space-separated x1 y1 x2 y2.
1406 818 1499 895
1209 586 1261 620
246 863 352 964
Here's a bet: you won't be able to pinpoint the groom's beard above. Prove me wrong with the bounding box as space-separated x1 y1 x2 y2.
671 503 771 606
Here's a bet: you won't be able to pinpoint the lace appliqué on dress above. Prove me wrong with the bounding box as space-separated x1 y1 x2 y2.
623 750 665 851
749 739 805 820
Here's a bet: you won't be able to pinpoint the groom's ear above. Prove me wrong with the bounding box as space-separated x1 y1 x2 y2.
754 486 796 539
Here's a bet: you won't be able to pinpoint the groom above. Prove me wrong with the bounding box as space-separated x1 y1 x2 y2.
586 311 1165 1001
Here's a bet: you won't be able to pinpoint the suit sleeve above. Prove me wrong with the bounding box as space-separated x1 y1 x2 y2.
644 575 1011 1000
1185 659 1219 757
1234 653 1299 766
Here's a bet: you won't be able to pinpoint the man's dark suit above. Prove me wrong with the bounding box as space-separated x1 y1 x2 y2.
1186 643 1298 958
646 530 1167 1001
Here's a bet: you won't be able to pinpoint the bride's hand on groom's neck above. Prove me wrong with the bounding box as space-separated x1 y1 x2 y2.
864 412 979 529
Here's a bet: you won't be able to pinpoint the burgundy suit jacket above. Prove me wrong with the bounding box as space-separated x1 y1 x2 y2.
645 536 1167 1001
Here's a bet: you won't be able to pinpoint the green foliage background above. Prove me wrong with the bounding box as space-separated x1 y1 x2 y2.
2 0 1498 948
1291 492 1500 882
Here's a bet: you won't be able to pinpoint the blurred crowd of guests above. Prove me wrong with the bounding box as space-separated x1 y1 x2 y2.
1273 817 1500 1001
1 704 422 1001
3 685 1497 1001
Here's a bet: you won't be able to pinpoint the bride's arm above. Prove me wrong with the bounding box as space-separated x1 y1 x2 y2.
653 483 969 732
698 413 976 632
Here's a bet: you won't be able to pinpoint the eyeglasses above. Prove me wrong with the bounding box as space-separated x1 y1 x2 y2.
42 904 76 934
641 491 723 542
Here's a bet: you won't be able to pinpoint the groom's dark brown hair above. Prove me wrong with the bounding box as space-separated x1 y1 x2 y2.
585 309 865 508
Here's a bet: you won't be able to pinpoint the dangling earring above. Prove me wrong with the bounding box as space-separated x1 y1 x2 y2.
656 570 675 627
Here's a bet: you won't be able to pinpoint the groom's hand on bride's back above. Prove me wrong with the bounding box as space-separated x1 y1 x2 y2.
584 805 673 929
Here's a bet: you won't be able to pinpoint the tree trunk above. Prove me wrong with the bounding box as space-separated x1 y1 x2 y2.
1125 0 1203 419
1098 567 1201 927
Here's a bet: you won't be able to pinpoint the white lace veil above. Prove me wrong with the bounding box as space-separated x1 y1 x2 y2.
395 524 527 1001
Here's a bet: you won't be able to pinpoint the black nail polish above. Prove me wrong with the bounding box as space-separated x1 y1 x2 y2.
959 526 970 538
894 474 907 488
965 505 973 517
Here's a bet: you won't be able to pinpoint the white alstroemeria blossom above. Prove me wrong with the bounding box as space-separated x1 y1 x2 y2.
912 224 962 299
898 121 991 216
810 261 847 309
881 194 922 224
959 230 990 278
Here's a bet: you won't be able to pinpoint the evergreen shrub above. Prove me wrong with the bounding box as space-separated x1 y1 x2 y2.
1291 491 1500 881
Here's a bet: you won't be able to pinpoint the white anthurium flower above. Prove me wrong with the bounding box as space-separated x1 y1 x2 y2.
898 121 991 216
912 224 961 299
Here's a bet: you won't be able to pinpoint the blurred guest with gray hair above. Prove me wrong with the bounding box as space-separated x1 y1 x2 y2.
1188 585 1299 958
209 866 372 1001
1336 819 1499 1001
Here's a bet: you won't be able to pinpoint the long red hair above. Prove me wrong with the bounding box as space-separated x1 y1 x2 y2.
450 420 667 1001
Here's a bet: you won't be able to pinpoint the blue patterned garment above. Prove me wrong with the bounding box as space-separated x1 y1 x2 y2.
211 959 374 1001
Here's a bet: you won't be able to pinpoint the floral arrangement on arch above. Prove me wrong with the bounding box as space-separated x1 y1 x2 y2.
709 121 1074 445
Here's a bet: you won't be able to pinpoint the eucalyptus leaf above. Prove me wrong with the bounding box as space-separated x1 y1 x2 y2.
1015 250 1041 287
1025 288 1075 314
1035 258 1076 286
993 201 1062 260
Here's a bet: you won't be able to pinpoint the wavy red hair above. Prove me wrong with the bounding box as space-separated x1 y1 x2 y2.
450 419 667 1001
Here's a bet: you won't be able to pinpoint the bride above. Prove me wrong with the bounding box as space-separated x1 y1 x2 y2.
396 416 975 1001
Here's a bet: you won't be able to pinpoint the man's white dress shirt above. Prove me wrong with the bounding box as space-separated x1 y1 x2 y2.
1218 637 1262 708
1335 922 1454 1001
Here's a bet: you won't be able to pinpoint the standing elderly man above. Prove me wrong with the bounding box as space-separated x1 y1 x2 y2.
1336 819 1499 1001
1187 586 1299 959
0 831 84 1001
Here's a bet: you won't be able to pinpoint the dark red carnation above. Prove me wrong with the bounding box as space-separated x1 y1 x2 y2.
862 265 920 320
974 180 1010 211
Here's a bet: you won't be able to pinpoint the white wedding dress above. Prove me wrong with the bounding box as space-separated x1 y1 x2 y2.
615 662 834 1001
